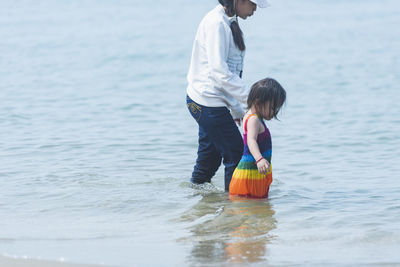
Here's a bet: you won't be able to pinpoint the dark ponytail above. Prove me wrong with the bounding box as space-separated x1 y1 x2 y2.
218 0 246 51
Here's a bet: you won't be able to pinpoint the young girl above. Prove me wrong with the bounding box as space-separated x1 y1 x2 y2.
186 0 269 191
229 78 286 198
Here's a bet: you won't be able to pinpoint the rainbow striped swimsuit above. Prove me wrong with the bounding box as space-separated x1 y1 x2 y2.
229 114 273 198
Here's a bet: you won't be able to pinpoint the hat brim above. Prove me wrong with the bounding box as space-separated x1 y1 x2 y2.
250 0 270 8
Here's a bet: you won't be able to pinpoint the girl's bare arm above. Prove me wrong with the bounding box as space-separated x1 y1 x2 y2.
246 116 270 174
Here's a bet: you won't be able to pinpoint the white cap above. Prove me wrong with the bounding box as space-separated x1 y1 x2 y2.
250 0 270 8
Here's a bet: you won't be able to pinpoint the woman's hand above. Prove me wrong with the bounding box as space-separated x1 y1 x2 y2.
256 158 270 175
234 118 242 126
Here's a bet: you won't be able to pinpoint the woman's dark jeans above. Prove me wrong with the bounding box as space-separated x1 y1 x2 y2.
187 95 243 191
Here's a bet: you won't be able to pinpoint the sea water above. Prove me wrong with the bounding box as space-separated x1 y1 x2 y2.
1 0 400 266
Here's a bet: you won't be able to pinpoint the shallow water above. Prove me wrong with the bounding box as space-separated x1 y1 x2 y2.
1 0 400 266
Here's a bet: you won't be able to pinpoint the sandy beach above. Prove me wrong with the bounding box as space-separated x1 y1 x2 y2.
0 256 107 267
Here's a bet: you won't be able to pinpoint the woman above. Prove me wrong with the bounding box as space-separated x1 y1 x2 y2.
186 0 268 191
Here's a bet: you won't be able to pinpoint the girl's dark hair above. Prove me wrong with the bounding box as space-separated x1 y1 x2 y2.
218 0 245 51
247 78 286 119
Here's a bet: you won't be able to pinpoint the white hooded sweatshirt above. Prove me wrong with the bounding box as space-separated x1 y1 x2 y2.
186 4 249 119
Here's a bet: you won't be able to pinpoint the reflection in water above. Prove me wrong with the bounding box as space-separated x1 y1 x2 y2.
178 190 276 266
225 196 276 264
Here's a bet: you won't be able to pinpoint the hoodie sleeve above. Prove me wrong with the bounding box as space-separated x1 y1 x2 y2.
204 21 248 118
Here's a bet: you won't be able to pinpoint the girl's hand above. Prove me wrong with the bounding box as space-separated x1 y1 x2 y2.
257 158 270 175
